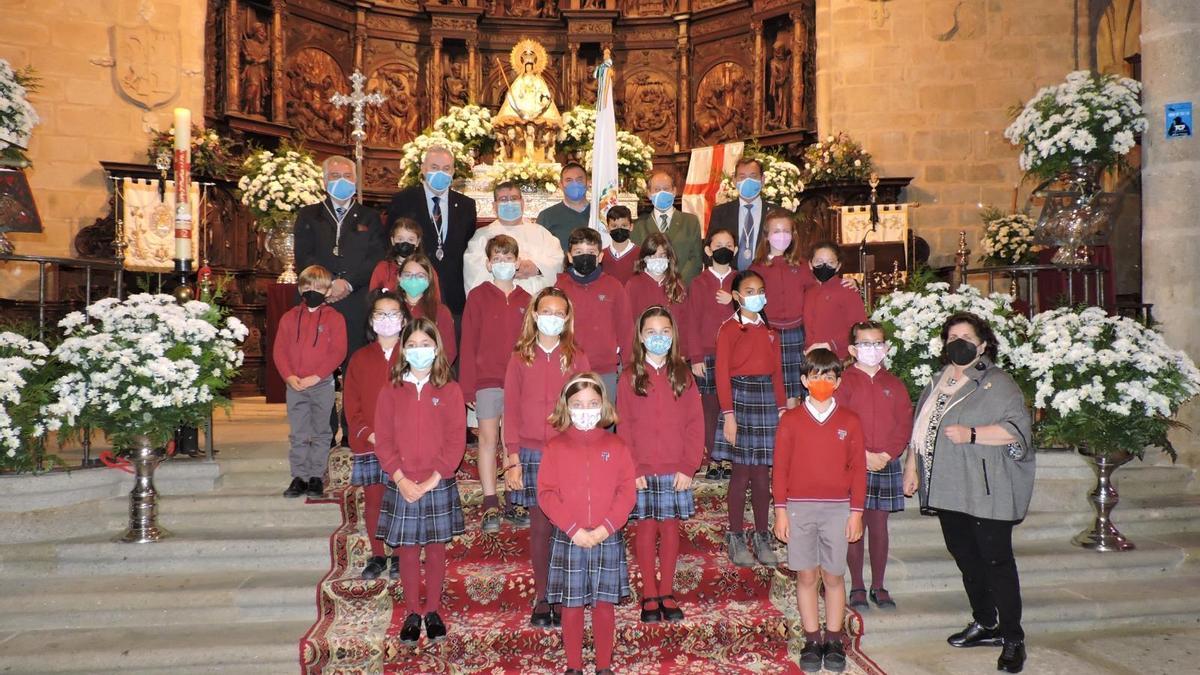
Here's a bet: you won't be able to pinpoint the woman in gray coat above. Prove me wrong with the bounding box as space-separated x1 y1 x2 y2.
903 311 1034 674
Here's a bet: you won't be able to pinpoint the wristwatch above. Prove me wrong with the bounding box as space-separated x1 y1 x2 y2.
969 427 977 444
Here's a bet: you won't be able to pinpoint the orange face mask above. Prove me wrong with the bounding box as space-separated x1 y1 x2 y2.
807 379 836 402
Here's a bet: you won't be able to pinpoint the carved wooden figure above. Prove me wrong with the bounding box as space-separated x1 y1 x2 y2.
766 34 791 130
240 14 271 116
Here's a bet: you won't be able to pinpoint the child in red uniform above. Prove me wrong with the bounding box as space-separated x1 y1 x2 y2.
274 264 347 499
503 287 591 628
397 252 457 364
624 232 688 329
837 321 913 611
460 234 532 533
374 317 466 645
344 290 405 580
684 228 739 479
601 205 640 284
539 373 637 675
802 241 867 360
773 348 866 674
712 270 788 568
369 217 435 293
556 227 632 399
617 306 704 623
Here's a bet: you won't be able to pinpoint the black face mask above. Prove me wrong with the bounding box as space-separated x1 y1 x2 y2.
711 247 735 266
609 228 631 243
301 290 326 308
945 338 980 366
391 241 416 260
812 264 838 283
571 253 598 277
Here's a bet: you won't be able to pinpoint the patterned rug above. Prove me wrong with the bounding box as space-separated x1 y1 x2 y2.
300 449 886 674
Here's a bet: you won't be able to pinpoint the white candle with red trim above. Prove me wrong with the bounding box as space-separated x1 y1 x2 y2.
173 108 192 265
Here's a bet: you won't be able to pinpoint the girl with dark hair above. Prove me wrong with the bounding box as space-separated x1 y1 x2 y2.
625 232 688 324
802 241 867 359
397 252 457 364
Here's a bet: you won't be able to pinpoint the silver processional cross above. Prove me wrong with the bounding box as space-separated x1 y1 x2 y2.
330 70 386 202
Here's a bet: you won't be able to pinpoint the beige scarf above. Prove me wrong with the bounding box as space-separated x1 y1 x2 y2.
909 366 969 459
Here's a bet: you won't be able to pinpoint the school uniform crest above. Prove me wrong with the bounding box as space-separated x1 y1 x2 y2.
883 388 892 397
431 397 440 406
837 428 847 440
598 294 608 302
600 451 610 462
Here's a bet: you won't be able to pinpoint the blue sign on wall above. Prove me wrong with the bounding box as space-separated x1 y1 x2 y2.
1166 102 1192 139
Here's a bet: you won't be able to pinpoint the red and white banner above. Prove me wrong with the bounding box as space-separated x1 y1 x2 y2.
682 141 744 236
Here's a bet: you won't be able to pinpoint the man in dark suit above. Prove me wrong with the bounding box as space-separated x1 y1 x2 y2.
707 157 782 271
385 145 478 319
632 169 704 284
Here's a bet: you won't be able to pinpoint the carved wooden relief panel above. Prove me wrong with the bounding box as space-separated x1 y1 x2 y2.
487 0 560 17
284 47 347 142
621 0 674 17
693 61 752 146
367 63 425 148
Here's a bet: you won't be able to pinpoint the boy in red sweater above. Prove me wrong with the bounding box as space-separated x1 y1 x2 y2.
601 205 639 284
556 227 632 400
460 234 532 533
802 241 867 360
773 348 866 674
273 265 347 498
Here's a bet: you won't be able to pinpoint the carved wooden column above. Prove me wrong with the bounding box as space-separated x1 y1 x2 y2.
431 36 444 120
566 41 577 106
224 0 242 115
270 0 286 121
675 16 690 149
790 10 805 129
467 38 480 103
752 20 764 135
353 7 366 73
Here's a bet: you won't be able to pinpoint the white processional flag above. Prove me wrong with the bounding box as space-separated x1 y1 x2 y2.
589 53 618 247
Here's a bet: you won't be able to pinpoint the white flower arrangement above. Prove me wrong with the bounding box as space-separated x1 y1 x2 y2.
800 132 872 185
0 332 52 468
487 158 561 193
978 207 1044 265
1003 70 1148 181
1009 306 1200 458
397 131 471 189
562 105 654 193
559 105 597 156
236 142 324 232
718 151 804 211
433 104 495 155
0 59 39 167
43 294 248 450
870 281 1030 399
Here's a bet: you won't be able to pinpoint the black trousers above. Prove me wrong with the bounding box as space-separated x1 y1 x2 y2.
937 509 1024 641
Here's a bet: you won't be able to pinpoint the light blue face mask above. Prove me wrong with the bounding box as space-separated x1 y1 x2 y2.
399 276 430 297
496 200 523 222
326 178 356 201
536 314 565 337
425 170 452 193
737 177 762 200
563 181 587 202
491 261 517 281
651 190 675 211
643 333 673 356
404 346 436 370
741 293 767 313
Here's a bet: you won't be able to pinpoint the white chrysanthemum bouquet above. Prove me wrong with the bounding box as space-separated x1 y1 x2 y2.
718 149 804 211
236 142 325 232
978 207 1044 265
433 104 495 156
0 59 39 167
488 158 561 193
397 131 470 189
0 332 53 469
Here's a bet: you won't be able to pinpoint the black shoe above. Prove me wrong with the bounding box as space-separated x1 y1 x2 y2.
848 588 870 611
799 639 823 673
360 556 387 580
564 670 583 675
283 477 307 498
721 462 733 479
595 670 614 675
705 464 721 480
424 611 447 641
823 639 847 673
551 602 562 627
997 639 1026 673
870 587 897 610
640 597 662 624
504 505 531 529
948 621 1003 648
389 555 400 581
306 477 324 498
530 600 553 628
660 594 684 622
399 612 422 644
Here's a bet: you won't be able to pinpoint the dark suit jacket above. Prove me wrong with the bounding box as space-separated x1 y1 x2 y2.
386 185 478 315
707 199 782 270
293 198 386 359
632 209 704 285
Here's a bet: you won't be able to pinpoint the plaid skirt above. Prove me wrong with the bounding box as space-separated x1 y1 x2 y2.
867 457 906 512
510 447 542 508
631 473 696 521
378 478 466 547
350 452 387 486
693 354 717 395
711 375 780 466
779 325 807 400
547 527 630 607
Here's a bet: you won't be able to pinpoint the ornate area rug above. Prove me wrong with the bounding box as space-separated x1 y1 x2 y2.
299 474 886 674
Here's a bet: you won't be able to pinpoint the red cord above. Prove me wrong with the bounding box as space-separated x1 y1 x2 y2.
99 451 134 474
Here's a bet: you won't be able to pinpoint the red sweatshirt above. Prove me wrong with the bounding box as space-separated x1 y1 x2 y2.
835 366 914 460
343 341 400 455
538 426 637 537
408 300 458 364
368 259 441 293
373 378 466 483
802 275 867 359
773 402 867 511
272 305 347 380
750 258 816 328
624 273 688 353
554 271 632 374
714 315 787 415
683 267 735 362
459 282 532 402
602 244 640 285
503 344 591 451
616 361 706 476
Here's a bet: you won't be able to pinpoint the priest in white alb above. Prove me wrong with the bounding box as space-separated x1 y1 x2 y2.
462 181 564 296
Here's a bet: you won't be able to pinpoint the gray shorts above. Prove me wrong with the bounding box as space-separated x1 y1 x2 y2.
475 387 504 420
786 501 851 575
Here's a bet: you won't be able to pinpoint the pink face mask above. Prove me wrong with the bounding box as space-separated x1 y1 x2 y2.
856 344 887 367
768 232 793 252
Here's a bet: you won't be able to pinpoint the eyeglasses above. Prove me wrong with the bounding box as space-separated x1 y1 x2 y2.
496 195 522 203
400 273 428 281
537 310 567 318
372 311 404 320
855 341 886 349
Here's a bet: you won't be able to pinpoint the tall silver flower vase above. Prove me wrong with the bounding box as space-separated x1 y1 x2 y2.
1072 446 1135 552
117 435 172 543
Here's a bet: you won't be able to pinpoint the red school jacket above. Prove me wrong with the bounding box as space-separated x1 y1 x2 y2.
602 244 641 285
835 365 914 460
683 267 735 362
459 281 532 402
343 341 400 455
408 300 458 365
554 271 632 374
714 314 787 415
802 275 867 359
538 426 638 537
373 377 466 483
272 305 347 381
773 402 867 511
749 257 816 328
502 343 591 452
616 362 705 477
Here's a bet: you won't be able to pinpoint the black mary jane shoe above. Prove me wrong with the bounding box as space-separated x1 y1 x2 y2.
705 464 721 480
997 639 1026 673
399 612 422 644
360 556 387 580
551 603 562 627
659 595 684 622
640 597 662 624
424 611 447 641
869 587 897 610
530 600 553 628
947 621 1003 648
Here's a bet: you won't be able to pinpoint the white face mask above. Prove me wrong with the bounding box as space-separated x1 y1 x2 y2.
569 407 603 431
645 257 669 276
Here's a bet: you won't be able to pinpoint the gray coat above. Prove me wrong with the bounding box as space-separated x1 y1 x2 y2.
915 359 1035 522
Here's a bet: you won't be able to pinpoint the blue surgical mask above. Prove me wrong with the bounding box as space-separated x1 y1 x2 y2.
496 200 523 222
404 346 436 370
741 293 767 313
399 276 430 297
425 170 452 193
651 190 675 211
643 334 672 356
326 178 356 201
536 314 565 337
737 178 762 201
563 181 587 202
491 261 517 281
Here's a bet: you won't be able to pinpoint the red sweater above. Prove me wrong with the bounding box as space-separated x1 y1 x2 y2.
459 282 532 402
835 366 914 460
773 402 867 511
538 426 637 537
408 300 458 364
616 362 705 476
750 258 816 327
373 378 466 483
368 259 440 293
554 271 632 373
503 344 591 451
272 305 347 380
602 244 640 285
624 273 688 352
683 267 735 362
343 341 400 455
714 315 787 414
802 276 867 359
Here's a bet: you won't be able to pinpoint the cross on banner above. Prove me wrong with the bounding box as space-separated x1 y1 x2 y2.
330 70 386 199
